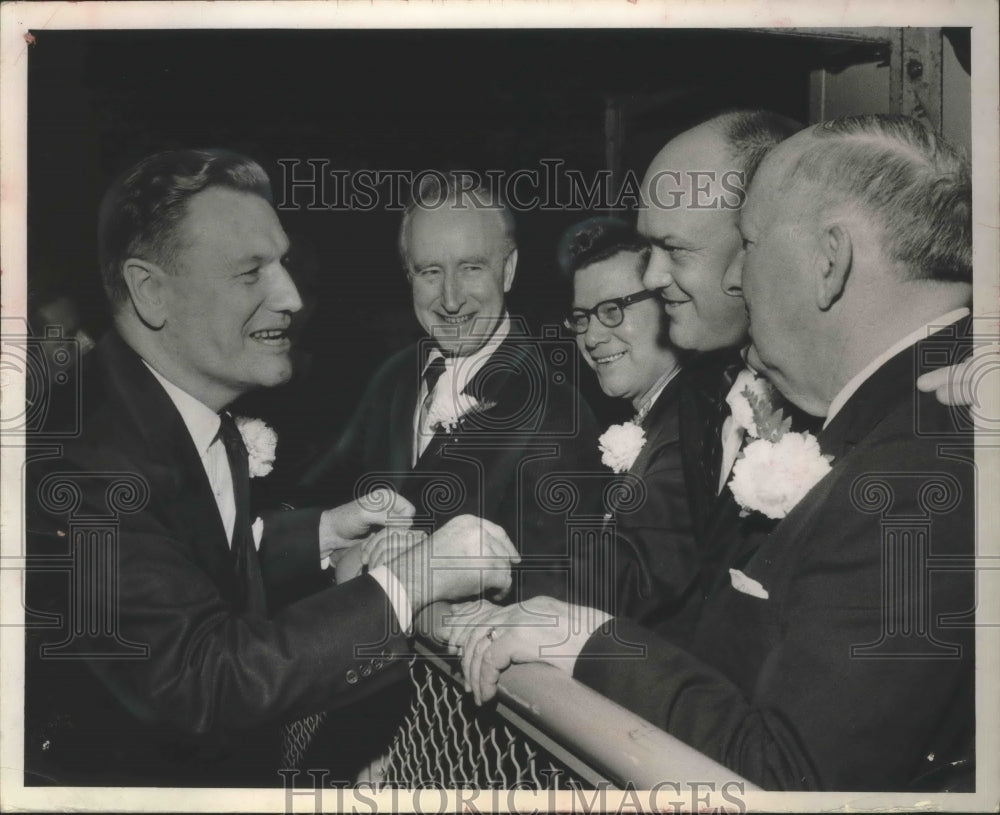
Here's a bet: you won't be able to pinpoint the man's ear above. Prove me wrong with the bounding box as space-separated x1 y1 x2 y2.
816 224 851 311
502 248 518 292
122 258 169 329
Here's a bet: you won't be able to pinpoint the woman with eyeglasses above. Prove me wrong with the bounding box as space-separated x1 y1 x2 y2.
557 216 699 633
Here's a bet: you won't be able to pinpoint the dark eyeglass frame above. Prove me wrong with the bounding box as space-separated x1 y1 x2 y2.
563 288 660 334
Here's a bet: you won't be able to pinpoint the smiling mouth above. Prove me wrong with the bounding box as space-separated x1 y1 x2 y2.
250 328 290 346
657 288 691 307
593 351 627 365
438 313 475 325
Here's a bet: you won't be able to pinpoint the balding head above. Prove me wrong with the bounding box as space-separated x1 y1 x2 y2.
638 110 801 353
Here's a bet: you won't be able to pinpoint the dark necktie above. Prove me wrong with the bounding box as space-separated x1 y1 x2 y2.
415 353 448 461
217 412 266 617
422 354 448 410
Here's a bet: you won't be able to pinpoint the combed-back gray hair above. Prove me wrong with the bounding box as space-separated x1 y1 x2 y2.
98 148 273 307
785 114 971 283
397 171 516 273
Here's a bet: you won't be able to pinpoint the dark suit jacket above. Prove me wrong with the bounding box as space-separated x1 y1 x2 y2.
24 331 409 787
606 373 701 628
575 319 975 791
301 322 604 602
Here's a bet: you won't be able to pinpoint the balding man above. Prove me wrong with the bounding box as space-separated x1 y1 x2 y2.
451 114 975 791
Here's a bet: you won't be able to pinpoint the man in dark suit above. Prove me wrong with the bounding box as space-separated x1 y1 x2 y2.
301 173 602 604
450 114 976 791
636 111 810 624
24 149 519 787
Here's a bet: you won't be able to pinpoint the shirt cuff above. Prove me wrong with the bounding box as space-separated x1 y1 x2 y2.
369 564 412 635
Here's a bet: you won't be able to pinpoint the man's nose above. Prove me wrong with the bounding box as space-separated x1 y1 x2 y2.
269 263 304 314
642 249 674 291
440 270 465 313
722 250 744 298
583 314 610 349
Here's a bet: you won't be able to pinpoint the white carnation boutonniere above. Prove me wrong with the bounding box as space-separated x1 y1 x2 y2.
234 416 278 478
426 395 497 435
727 373 833 520
598 420 646 474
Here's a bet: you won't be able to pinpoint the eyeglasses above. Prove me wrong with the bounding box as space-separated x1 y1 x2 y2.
563 288 660 334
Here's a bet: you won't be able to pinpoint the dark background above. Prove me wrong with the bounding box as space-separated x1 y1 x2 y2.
27 28 884 488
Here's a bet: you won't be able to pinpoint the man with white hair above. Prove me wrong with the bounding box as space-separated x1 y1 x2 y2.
450 115 976 791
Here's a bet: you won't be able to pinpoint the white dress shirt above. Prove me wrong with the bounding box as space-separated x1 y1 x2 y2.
144 363 236 545
413 313 512 464
143 362 413 632
824 308 970 429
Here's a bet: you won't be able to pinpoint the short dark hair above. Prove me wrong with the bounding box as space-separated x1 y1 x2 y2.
397 171 516 273
558 216 649 279
98 148 273 307
786 114 971 283
711 109 803 203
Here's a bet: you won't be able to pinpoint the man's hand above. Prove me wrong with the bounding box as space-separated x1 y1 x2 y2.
441 596 611 706
319 488 415 565
360 525 428 570
388 515 520 614
917 345 999 416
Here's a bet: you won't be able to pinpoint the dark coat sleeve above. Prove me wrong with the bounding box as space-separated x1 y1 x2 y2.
573 429 975 791
29 453 408 742
608 430 699 627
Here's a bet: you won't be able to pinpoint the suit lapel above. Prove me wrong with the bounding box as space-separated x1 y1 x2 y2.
678 348 744 539
98 333 237 586
388 345 421 472
629 373 682 477
415 332 531 466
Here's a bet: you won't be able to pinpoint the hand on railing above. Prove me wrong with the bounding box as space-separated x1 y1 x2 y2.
442 596 612 706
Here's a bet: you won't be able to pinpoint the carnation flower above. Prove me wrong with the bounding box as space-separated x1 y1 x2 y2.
234 416 278 478
426 396 495 434
598 421 646 474
729 432 833 519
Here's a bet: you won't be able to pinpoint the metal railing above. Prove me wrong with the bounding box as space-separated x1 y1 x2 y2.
359 606 758 791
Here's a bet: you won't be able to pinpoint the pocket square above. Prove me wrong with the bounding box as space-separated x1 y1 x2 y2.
729 568 769 600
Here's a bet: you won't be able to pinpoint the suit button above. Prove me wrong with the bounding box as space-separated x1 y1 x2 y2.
381 649 394 661
373 658 384 670
346 669 359 685
361 664 373 678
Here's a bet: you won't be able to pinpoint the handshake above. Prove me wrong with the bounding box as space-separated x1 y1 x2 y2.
320 489 520 615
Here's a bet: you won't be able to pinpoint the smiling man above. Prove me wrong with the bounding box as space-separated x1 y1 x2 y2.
448 113 976 792
24 149 520 786
303 172 602 600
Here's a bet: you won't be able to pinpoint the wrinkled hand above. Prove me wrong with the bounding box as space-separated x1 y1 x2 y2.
360 525 427 570
319 488 415 563
442 596 610 706
916 346 999 415
389 514 520 613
